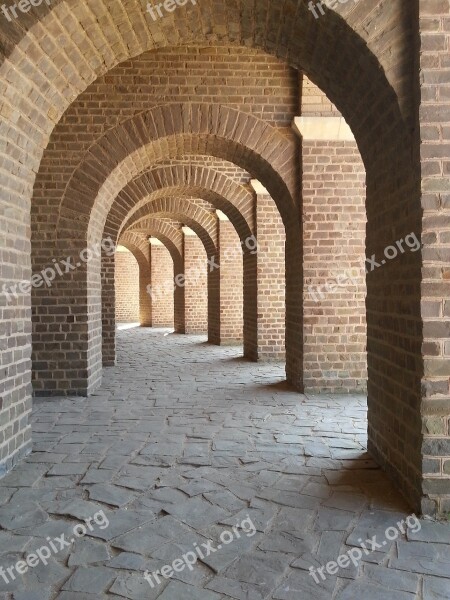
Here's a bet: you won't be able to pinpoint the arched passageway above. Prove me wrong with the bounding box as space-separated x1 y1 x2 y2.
0 0 447 534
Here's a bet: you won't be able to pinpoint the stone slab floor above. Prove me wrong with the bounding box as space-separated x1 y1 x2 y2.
0 327 449 600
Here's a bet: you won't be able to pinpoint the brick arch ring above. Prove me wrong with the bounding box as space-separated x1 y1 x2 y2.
104 164 255 245
54 104 297 246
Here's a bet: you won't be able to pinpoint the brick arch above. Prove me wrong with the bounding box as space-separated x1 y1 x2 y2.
0 0 431 514
124 219 183 269
54 104 295 246
105 164 255 244
122 197 217 259
101 231 153 364
121 218 190 340
119 232 151 260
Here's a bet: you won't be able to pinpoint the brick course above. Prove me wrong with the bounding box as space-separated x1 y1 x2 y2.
115 250 140 323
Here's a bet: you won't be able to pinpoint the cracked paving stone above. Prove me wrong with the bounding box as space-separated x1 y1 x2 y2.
336 579 415 600
407 520 450 544
47 463 91 477
257 530 316 555
363 564 420 594
397 540 450 561
346 510 409 549
177 479 221 497
112 515 190 554
223 550 290 596
157 580 222 600
86 509 156 541
423 576 450 599
220 505 276 534
273 569 336 600
257 487 318 510
200 530 262 573
43 499 105 521
81 469 116 484
109 572 169 600
0 532 31 552
203 490 247 513
68 537 111 565
87 484 136 507
206 575 266 600
314 507 356 532
12 592 53 600
389 556 450 579
164 496 229 529
107 553 163 573
23 557 71 587
55 592 112 600
0 466 48 488
62 566 116 594
0 503 48 531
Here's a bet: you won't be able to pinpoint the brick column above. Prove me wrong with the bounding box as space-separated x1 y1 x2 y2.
294 116 367 393
149 239 174 328
138 244 152 328
102 251 116 366
183 227 207 334
217 211 243 344
115 249 140 322
247 181 285 360
418 4 450 516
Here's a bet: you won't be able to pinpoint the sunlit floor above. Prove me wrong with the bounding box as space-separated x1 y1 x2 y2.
0 327 448 599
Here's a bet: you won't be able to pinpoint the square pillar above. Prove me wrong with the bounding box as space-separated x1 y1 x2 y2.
149 239 174 328
248 181 286 361
183 227 207 334
217 211 243 344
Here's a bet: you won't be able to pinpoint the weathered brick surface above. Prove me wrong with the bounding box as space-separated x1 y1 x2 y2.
245 190 286 361
217 218 244 344
115 250 140 323
417 0 450 515
150 244 174 328
184 233 208 335
303 141 367 393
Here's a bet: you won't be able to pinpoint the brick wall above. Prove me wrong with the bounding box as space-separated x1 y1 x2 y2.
417 1 450 515
253 190 286 360
115 250 140 323
150 243 174 328
218 218 244 344
303 141 367 392
184 234 208 334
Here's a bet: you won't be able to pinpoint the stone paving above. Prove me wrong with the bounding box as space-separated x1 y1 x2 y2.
0 326 449 599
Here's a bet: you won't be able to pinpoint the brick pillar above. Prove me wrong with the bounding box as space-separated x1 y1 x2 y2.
217 211 243 344
149 239 174 328
246 181 285 360
115 249 140 322
138 244 152 328
418 4 450 516
294 117 367 393
102 251 116 366
173 253 185 334
183 227 207 334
